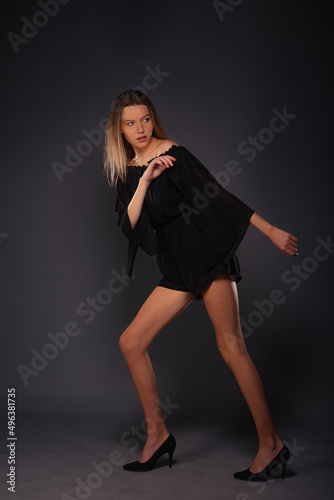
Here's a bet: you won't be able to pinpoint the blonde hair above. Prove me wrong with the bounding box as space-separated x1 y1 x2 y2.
103 90 169 186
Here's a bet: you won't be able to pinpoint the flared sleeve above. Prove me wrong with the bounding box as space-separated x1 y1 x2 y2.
115 177 156 280
165 146 255 267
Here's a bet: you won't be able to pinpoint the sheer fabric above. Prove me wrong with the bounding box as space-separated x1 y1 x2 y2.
115 145 254 300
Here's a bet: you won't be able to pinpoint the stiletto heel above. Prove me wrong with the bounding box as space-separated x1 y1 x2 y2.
233 444 290 482
168 447 175 468
282 462 287 480
123 434 176 472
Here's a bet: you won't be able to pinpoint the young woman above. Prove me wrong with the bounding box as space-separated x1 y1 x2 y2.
104 89 297 481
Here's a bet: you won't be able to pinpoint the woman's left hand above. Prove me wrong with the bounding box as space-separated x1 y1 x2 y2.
268 226 298 256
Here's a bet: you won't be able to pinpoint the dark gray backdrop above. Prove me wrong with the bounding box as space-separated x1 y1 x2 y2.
1 0 333 431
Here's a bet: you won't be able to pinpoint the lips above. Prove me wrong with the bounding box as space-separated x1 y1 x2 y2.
136 136 147 142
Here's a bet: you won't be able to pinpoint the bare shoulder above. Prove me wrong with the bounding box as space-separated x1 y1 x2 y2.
158 139 179 154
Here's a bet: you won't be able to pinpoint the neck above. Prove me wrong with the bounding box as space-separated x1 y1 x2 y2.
132 137 160 163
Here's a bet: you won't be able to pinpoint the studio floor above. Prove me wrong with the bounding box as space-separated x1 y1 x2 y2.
0 417 331 500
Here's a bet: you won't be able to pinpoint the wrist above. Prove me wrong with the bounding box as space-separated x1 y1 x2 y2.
266 224 274 239
250 213 274 238
139 176 151 186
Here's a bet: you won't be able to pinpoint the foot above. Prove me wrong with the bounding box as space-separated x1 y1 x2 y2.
139 431 170 463
249 439 284 473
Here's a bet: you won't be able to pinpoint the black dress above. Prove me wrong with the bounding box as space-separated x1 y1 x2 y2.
115 145 255 300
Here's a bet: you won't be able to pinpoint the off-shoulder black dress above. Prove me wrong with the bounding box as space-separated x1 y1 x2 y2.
115 145 254 300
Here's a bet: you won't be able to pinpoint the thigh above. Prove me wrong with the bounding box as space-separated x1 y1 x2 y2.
121 286 194 351
202 274 246 355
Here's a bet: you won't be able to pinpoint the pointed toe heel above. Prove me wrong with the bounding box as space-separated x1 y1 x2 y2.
233 444 290 482
123 433 176 472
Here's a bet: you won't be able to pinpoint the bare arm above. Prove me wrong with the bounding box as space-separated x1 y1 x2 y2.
127 154 176 229
127 176 151 229
250 212 298 256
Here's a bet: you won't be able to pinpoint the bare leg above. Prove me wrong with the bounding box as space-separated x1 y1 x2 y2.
119 285 194 462
202 274 283 473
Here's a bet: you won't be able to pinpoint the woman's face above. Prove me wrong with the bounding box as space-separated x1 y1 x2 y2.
121 104 154 149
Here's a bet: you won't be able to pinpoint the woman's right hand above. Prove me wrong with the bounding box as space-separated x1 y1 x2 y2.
128 154 176 230
142 155 176 182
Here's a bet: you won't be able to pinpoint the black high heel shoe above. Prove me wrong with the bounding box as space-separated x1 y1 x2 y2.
233 444 290 482
123 434 176 472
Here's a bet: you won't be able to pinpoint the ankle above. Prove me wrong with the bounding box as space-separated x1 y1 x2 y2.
258 435 282 452
146 428 169 441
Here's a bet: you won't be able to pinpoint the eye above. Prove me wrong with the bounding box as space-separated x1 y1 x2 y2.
127 121 134 126
143 117 150 123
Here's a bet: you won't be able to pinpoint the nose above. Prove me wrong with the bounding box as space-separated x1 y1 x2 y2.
136 122 144 134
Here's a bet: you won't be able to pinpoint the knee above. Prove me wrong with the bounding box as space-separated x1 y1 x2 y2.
216 332 248 366
118 329 143 357
218 345 248 368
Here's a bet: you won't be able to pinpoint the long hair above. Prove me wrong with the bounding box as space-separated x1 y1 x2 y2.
103 90 169 186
